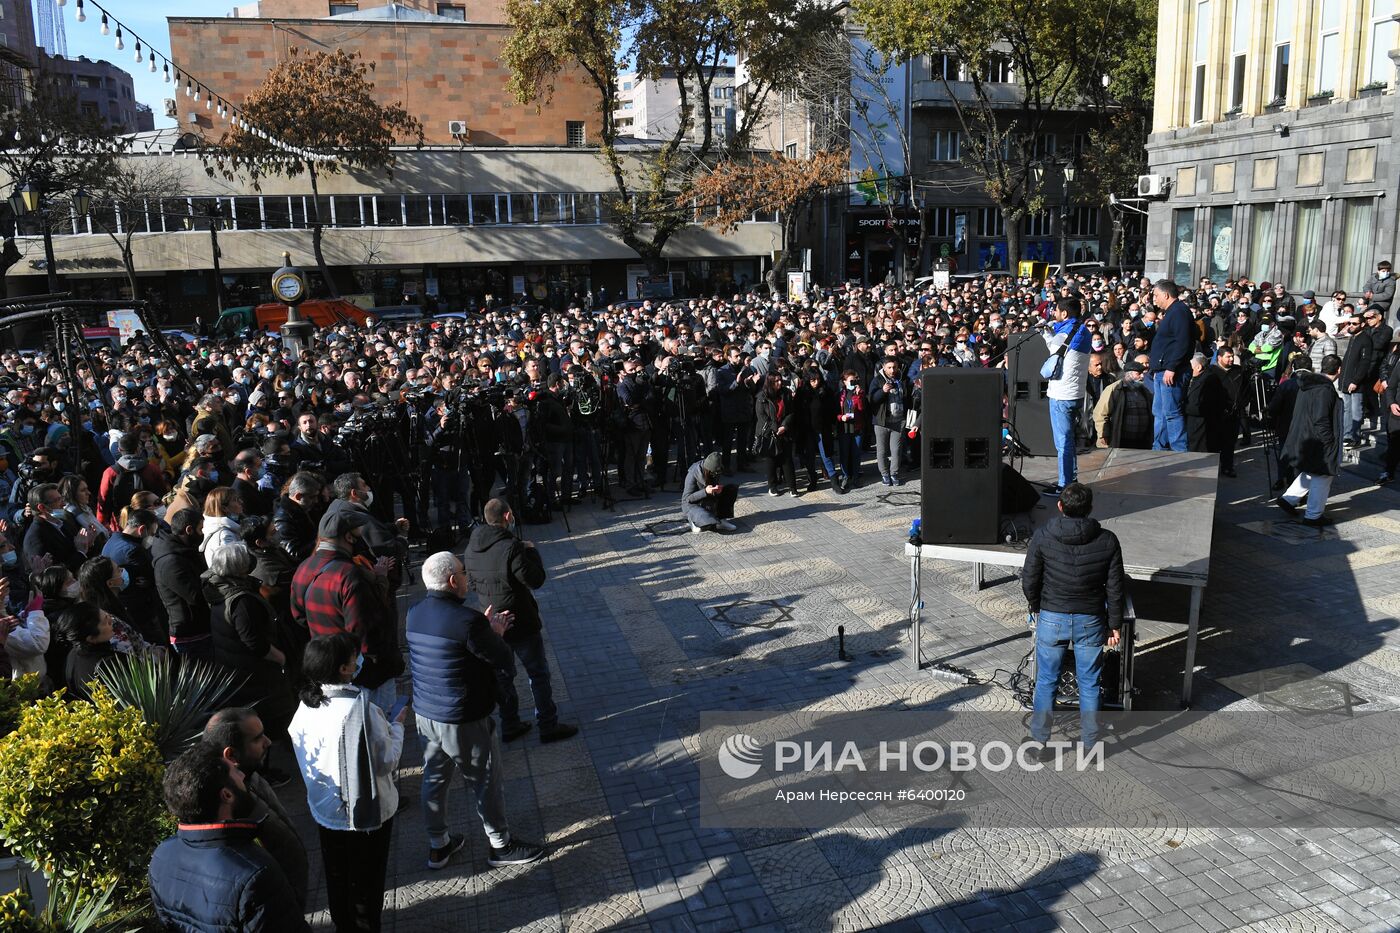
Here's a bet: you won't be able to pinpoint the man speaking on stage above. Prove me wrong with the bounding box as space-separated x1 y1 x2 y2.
1042 296 1093 495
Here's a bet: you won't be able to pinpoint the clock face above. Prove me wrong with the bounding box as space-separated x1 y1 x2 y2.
274 274 302 301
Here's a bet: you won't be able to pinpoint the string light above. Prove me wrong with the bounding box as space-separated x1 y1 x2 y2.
67 0 336 163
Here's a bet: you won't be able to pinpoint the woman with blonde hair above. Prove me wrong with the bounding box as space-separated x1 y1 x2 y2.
199 486 244 569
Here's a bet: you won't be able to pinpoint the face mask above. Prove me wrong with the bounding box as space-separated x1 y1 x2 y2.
155 504 167 520
62 580 80 598
353 653 365 680
118 568 130 591
845 381 856 390
1 550 15 568
209 470 220 483
1381 271 1390 279
362 489 375 508
143 535 155 550
162 433 178 442
19 425 34 437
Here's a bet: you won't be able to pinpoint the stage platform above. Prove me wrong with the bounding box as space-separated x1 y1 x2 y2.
906 448 1218 704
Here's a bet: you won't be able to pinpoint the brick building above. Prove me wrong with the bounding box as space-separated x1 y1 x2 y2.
43 54 154 134
168 0 601 147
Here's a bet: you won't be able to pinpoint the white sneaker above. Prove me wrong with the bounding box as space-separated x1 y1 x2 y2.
690 522 703 534
717 519 737 532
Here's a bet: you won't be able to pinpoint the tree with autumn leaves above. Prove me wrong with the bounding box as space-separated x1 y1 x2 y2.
684 150 848 293
202 48 424 297
504 0 841 273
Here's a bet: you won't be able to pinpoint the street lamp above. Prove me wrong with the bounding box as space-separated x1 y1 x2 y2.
8 180 60 293
1059 162 1078 270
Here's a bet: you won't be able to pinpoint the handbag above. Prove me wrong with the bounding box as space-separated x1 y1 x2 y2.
1040 317 1089 381
750 429 776 459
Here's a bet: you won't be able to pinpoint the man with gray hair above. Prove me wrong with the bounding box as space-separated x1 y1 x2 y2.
404 551 544 871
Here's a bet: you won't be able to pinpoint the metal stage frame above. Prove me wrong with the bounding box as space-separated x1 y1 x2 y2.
907 448 1217 705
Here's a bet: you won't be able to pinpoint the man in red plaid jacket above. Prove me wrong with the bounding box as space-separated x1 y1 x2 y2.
290 509 403 709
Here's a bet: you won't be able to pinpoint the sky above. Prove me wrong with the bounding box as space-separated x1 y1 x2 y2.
40 0 233 129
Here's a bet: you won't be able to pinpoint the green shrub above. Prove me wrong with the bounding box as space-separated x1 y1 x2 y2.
0 880 141 933
0 675 43 739
0 687 169 902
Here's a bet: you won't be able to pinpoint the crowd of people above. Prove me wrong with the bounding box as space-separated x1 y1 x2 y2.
0 262 1395 930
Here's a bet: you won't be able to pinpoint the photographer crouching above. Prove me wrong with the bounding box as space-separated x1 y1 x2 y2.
681 452 738 534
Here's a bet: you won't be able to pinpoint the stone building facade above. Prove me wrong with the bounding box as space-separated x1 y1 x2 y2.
1144 0 1399 294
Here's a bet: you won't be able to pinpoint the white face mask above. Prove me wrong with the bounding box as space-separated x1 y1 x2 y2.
62 580 80 599
1380 270 1390 280
362 489 375 508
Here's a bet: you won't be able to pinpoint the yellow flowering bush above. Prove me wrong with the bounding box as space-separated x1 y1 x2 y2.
0 686 169 902
0 888 53 932
0 674 43 739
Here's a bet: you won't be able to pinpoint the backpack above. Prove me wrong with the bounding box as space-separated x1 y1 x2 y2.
102 465 143 520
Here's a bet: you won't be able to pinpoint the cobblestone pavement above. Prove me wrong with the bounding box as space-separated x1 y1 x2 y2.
286 438 1400 932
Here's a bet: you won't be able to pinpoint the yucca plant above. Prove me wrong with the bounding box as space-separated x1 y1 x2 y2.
94 653 247 762
0 877 146 932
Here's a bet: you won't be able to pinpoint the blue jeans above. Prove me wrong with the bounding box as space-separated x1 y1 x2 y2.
1031 610 1107 746
1048 399 1081 487
1151 371 1187 451
1343 391 1365 442
495 633 558 731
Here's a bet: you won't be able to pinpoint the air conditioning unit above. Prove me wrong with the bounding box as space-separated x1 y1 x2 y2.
163 98 178 118
1137 174 1170 198
186 112 200 124
448 120 469 139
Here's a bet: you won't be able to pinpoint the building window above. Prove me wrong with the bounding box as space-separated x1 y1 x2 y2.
983 54 1012 84
1340 199 1376 291
565 121 586 147
784 142 797 158
928 207 956 238
1272 0 1294 102
1249 205 1276 279
1229 1 1249 110
932 52 961 81
713 86 734 99
1065 206 1099 237
1192 0 1210 123
436 3 466 19
1209 206 1232 282
976 207 1005 237
930 129 960 162
622 81 632 91
1370 1 1397 85
1032 133 1056 159
1315 0 1341 94
1172 209 1195 284
1022 210 1053 237
1293 200 1322 288
622 100 633 110
328 2 357 14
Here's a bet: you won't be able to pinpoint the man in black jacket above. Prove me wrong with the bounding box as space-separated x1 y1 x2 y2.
272 472 322 564
22 483 94 574
153 507 211 660
1277 354 1345 527
1022 482 1125 753
462 498 577 744
1340 312 1373 447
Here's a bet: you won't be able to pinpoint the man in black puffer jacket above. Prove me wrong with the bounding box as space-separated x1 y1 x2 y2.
462 497 578 745
1022 482 1126 753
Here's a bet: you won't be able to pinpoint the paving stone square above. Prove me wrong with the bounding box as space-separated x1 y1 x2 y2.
279 443 1400 931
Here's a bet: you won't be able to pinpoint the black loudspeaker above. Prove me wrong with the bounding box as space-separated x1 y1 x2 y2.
920 369 1002 544
1006 335 1055 457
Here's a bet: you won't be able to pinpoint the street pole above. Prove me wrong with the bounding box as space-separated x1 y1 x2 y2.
209 211 224 314
40 192 58 294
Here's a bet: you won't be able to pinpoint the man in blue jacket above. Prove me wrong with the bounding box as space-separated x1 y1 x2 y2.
406 551 545 872
149 743 310 932
1148 280 1195 451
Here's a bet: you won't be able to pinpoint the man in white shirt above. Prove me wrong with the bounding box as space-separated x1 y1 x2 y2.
1318 290 1349 336
1043 296 1093 494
